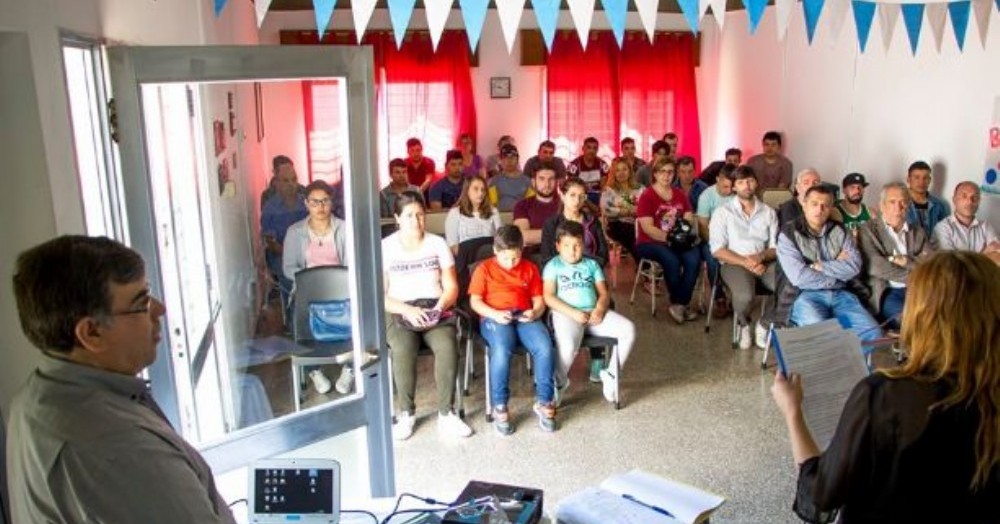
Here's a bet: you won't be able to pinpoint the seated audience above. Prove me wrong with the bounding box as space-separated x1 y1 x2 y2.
905 160 951 232
601 157 644 258
636 140 670 187
710 166 779 350
457 132 487 179
445 174 503 254
675 156 708 209
858 181 935 331
382 191 473 440
700 147 742 186
469 226 557 435
485 135 516 177
662 132 680 157
262 161 309 304
697 163 737 316
260 155 305 210
933 181 1000 264
512 166 561 250
428 149 466 210
543 221 636 405
405 137 436 194
778 168 822 226
776 186 881 343
835 173 874 232
772 251 1000 524
523 140 568 180
381 158 419 218
488 144 532 211
636 157 702 324
540 178 610 267
746 130 793 194
7 236 238 523
567 136 610 197
619 137 646 177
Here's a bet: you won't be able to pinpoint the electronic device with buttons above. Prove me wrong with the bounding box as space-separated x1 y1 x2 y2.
248 458 340 523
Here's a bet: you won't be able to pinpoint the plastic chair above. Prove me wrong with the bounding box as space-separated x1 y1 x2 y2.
704 263 775 358
629 258 664 317
761 189 793 210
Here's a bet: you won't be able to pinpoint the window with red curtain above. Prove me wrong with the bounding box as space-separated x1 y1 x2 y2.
302 80 346 186
547 31 701 169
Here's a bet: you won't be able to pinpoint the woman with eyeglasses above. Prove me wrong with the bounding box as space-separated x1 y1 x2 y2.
282 180 347 280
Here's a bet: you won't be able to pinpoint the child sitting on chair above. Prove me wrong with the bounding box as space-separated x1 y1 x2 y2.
543 221 636 405
469 225 557 435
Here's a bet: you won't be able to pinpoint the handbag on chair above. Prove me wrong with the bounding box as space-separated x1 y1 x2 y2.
308 299 352 342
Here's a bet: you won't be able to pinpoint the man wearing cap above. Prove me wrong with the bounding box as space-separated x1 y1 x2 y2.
836 172 874 232
488 144 532 212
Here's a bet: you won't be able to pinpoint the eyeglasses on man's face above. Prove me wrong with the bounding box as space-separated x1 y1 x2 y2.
111 295 154 316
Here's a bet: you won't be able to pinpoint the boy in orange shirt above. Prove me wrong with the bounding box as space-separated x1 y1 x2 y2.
469 225 557 435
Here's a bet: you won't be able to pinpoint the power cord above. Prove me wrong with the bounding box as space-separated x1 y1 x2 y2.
378 492 461 524
227 498 248 509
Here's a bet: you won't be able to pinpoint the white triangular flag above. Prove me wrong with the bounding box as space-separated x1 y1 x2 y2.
878 2 899 52
352 0 378 42
256 0 273 26
699 0 712 20
496 0 526 53
710 0 728 28
424 0 453 50
775 0 795 40
925 3 948 52
826 0 850 40
567 0 596 49
635 0 659 41
973 0 992 48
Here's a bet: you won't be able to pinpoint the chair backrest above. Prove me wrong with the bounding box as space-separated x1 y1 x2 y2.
292 265 351 343
762 189 793 210
424 210 449 236
498 211 514 225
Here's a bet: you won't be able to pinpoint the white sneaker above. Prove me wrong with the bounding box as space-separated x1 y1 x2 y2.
738 324 752 350
393 412 416 441
599 369 617 403
334 366 354 394
553 379 570 408
309 369 332 395
755 322 770 349
668 305 686 324
438 412 473 438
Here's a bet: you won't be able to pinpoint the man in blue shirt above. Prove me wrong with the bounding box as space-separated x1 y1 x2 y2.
261 161 308 305
904 160 951 232
429 149 466 210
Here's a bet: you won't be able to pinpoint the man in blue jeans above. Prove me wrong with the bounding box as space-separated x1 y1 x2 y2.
776 185 882 344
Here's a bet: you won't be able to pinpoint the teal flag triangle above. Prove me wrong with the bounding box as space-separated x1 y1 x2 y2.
743 0 769 34
678 0 701 33
901 3 924 54
803 0 826 43
313 0 337 39
459 0 490 51
387 0 417 48
532 0 561 51
948 1 970 50
214 0 227 16
601 0 629 46
852 1 876 52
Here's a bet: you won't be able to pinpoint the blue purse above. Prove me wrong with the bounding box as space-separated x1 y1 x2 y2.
308 299 352 342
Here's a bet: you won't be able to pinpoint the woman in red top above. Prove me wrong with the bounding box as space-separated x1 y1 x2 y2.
635 157 701 324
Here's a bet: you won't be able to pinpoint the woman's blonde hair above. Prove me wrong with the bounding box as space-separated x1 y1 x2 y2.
457 174 493 218
607 157 639 193
883 251 1000 489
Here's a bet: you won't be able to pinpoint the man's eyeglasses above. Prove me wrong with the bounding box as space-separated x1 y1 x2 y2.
111 296 153 316
307 198 332 207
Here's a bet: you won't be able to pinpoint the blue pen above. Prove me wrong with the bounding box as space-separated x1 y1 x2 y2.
771 330 789 378
622 493 674 519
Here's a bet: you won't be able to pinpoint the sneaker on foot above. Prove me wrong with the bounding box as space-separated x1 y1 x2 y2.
438 411 473 438
492 405 513 436
589 358 604 383
309 369 332 395
683 306 699 321
738 323 752 350
334 366 354 394
532 402 557 433
755 322 770 349
553 379 570 407
393 411 416 441
599 369 617 403
668 305 686 324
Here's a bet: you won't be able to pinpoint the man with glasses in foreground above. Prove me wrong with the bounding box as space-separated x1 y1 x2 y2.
6 236 237 523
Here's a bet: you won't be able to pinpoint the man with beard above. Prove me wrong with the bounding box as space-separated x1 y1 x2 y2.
836 172 873 232
513 165 561 256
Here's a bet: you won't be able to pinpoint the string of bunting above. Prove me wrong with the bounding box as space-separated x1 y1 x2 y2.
228 0 998 54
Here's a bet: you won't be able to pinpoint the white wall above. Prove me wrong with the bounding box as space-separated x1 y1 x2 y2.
699 6 1000 224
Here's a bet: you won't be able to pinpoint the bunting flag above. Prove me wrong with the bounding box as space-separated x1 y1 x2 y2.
926 3 948 51
255 0 273 26
459 0 489 51
387 0 417 48
634 0 660 40
709 0 728 28
601 0 629 47
973 0 992 48
803 0 827 43
215 0 228 16
948 0 971 50
826 0 851 38
531 0 561 51
879 2 900 52
699 0 712 22
496 0 525 53
425 0 453 50
776 0 795 40
567 0 597 49
901 3 924 54
352 0 378 42
313 0 337 40
743 0 769 34
678 0 702 32
852 0 877 52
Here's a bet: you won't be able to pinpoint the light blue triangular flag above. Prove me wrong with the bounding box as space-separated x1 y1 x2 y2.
678 0 701 33
459 0 490 51
214 0 228 16
313 0 337 39
532 0 561 51
803 0 826 43
852 0 876 52
901 3 924 55
996 0 999 13
601 0 629 46
387 0 417 48
743 0 769 34
948 1 971 50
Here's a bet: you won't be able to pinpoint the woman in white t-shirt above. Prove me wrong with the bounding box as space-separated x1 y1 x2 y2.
382 191 473 440
444 175 502 254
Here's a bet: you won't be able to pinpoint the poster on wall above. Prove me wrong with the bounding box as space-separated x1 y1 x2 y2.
984 96 1000 197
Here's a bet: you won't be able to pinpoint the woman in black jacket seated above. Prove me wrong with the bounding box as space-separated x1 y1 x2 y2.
771 251 999 523
540 177 609 267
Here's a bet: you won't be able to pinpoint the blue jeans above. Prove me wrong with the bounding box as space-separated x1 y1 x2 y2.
480 318 555 406
636 242 701 305
790 290 883 343
699 243 722 299
880 287 906 331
